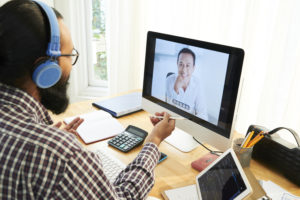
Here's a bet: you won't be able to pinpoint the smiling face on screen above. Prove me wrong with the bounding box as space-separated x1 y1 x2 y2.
177 52 195 82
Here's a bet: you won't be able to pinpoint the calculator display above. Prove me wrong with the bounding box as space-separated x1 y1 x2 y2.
127 127 145 137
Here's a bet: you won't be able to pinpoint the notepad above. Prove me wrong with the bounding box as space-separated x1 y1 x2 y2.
92 92 142 117
64 110 124 144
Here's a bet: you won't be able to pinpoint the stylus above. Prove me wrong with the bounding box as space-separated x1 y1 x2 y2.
149 115 186 120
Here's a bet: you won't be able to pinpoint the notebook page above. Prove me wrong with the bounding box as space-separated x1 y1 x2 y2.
64 110 112 123
64 110 124 144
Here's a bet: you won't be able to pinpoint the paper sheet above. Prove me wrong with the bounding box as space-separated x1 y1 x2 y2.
259 180 300 200
164 184 199 200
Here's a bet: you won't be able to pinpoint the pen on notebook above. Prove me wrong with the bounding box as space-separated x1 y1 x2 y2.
149 115 186 120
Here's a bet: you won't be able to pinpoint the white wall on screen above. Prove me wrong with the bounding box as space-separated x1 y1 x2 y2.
151 39 228 124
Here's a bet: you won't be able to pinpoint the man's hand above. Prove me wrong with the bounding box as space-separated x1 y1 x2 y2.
174 75 188 94
53 117 84 136
146 112 175 146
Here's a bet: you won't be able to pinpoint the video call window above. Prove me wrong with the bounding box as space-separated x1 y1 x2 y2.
151 39 229 125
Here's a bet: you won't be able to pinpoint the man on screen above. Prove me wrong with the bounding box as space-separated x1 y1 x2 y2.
166 48 208 120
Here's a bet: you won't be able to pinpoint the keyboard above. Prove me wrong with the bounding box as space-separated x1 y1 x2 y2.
94 148 126 183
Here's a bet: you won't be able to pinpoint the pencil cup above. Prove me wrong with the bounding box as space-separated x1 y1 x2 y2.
233 138 253 168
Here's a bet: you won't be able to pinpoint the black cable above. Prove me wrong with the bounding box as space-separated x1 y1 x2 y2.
193 137 223 156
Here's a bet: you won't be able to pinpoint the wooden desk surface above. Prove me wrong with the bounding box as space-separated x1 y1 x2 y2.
51 99 300 199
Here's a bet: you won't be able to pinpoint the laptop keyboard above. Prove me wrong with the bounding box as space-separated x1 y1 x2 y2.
94 148 126 183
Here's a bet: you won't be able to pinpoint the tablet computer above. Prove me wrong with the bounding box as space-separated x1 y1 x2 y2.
196 148 252 200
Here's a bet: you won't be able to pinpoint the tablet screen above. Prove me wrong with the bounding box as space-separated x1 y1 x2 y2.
197 153 248 200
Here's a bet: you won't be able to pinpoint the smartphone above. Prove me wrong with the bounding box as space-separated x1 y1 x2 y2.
158 152 167 164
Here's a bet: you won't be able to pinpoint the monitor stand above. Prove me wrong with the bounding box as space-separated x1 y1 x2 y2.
164 127 200 152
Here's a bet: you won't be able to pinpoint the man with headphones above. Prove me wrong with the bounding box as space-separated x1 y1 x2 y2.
0 0 175 199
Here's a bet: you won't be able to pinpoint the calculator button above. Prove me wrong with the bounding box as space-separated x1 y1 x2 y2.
120 144 125 148
123 146 129 150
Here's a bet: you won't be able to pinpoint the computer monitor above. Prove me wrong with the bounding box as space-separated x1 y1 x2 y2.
142 31 244 152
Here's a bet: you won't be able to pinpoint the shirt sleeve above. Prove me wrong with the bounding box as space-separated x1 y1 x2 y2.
53 142 160 200
114 143 160 199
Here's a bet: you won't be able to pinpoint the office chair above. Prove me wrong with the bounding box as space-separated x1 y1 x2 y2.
166 72 174 78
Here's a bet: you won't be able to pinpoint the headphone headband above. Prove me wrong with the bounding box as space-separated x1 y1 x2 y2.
32 0 61 57
31 0 62 88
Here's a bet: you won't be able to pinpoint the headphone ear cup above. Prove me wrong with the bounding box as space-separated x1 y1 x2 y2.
32 59 62 89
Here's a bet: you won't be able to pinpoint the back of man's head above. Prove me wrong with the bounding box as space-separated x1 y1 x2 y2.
0 0 62 87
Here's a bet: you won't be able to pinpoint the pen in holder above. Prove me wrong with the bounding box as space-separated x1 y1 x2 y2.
233 138 253 168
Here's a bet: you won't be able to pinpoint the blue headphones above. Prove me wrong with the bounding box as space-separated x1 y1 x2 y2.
32 0 62 89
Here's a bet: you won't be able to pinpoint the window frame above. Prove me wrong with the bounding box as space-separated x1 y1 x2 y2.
54 0 109 102
85 0 108 87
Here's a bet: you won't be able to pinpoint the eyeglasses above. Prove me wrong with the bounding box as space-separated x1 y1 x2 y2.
59 48 79 66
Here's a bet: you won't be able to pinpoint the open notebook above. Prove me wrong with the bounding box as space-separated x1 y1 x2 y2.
64 110 124 144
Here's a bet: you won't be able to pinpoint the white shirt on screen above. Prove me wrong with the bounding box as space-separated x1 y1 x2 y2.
165 74 208 121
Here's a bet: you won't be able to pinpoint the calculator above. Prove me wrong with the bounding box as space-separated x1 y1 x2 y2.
108 125 148 152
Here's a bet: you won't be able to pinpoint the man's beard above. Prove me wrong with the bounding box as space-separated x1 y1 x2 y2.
38 76 70 115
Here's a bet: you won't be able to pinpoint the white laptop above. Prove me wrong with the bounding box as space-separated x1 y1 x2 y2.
195 148 252 200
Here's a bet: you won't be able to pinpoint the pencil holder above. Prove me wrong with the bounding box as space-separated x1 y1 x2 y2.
233 138 253 168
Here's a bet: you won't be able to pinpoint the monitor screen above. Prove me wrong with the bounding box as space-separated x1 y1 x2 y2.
142 31 244 150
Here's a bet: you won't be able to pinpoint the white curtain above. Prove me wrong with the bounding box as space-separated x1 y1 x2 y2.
106 0 300 141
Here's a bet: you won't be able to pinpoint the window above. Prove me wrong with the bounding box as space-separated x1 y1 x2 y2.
88 0 107 87
54 0 110 102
